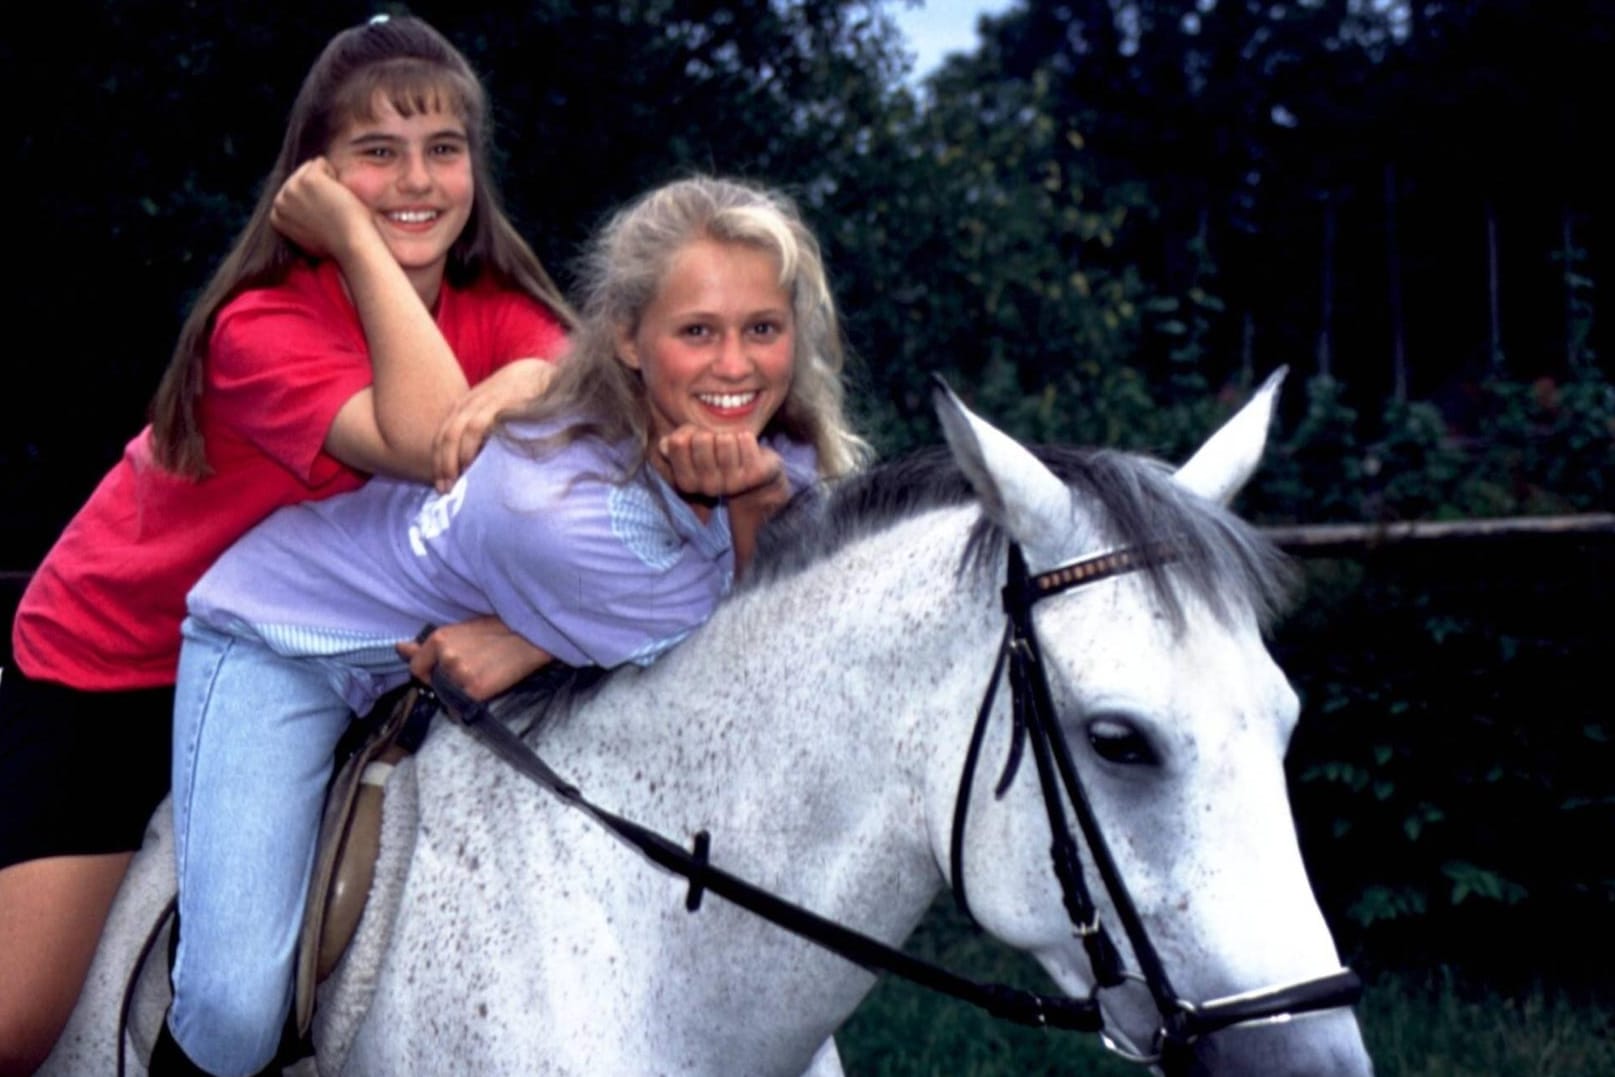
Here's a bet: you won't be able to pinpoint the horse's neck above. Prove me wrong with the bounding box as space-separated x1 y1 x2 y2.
357 509 1008 1070
542 506 995 931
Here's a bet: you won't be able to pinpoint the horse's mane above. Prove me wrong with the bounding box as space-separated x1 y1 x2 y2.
748 443 1295 628
493 443 1294 734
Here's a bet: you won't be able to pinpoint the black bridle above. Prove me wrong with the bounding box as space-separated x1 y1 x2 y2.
432 540 1361 1072
950 542 1362 1067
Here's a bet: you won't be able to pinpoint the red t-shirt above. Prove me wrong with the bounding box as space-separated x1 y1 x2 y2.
12 260 567 690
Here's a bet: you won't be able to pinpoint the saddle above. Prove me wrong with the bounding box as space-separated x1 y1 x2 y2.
292 682 438 1035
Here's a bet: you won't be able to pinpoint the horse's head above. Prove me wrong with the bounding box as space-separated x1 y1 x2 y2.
931 372 1372 1075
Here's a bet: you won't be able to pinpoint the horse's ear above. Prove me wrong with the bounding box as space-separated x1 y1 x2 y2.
1174 367 1286 505
932 376 1070 555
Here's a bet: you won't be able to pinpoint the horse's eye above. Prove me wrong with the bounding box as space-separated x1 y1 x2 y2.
1087 718 1159 766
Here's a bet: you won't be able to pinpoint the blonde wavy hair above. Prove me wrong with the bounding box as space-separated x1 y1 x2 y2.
507 175 868 479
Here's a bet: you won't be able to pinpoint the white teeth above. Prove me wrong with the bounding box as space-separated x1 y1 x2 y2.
389 210 438 224
699 392 757 409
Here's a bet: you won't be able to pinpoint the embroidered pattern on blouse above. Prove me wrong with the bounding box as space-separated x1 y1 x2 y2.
251 623 401 662
608 482 683 570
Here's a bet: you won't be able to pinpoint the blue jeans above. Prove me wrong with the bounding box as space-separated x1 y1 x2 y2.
167 619 403 1076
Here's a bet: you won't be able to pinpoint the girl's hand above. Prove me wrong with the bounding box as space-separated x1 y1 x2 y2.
431 359 558 490
271 157 372 261
659 428 793 575
397 616 553 702
657 427 785 501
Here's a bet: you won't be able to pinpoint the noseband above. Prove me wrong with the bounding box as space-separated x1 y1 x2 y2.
949 542 1362 1067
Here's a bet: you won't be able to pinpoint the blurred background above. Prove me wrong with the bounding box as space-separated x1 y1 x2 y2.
3 2 1611 1071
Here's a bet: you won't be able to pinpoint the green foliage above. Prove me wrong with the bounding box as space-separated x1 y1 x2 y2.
1471 370 1615 512
1225 361 1615 981
1359 968 1615 1077
1248 373 1364 521
1250 365 1615 526
836 901 1138 1076
825 51 1155 458
1274 510 1613 980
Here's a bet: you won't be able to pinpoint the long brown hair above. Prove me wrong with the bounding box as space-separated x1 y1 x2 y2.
149 15 576 476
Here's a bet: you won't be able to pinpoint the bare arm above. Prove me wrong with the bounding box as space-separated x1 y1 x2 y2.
725 469 793 576
272 158 468 484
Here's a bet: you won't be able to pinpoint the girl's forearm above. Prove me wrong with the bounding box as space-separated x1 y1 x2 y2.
336 231 468 478
726 472 793 577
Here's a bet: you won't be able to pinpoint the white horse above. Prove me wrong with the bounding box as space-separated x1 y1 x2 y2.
44 372 1372 1075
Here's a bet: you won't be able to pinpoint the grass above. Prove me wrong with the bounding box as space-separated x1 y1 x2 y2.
1358 968 1615 1077
834 902 1615 1075
834 902 1144 1076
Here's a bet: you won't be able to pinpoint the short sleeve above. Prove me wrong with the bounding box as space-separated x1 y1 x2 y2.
490 291 569 365
445 280 570 384
207 284 372 485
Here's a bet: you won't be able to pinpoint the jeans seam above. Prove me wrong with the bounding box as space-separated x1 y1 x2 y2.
169 627 235 1014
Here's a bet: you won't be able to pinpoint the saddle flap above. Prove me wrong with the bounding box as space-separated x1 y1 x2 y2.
293 684 430 1036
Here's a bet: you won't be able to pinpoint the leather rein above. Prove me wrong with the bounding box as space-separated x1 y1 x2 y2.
429 540 1361 1070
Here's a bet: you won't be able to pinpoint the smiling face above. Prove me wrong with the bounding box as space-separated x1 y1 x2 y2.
325 92 474 302
616 238 796 443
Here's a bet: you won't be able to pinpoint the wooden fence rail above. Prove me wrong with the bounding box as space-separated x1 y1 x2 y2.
1261 512 1615 556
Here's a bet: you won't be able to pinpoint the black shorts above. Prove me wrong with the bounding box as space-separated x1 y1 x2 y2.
0 665 174 869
